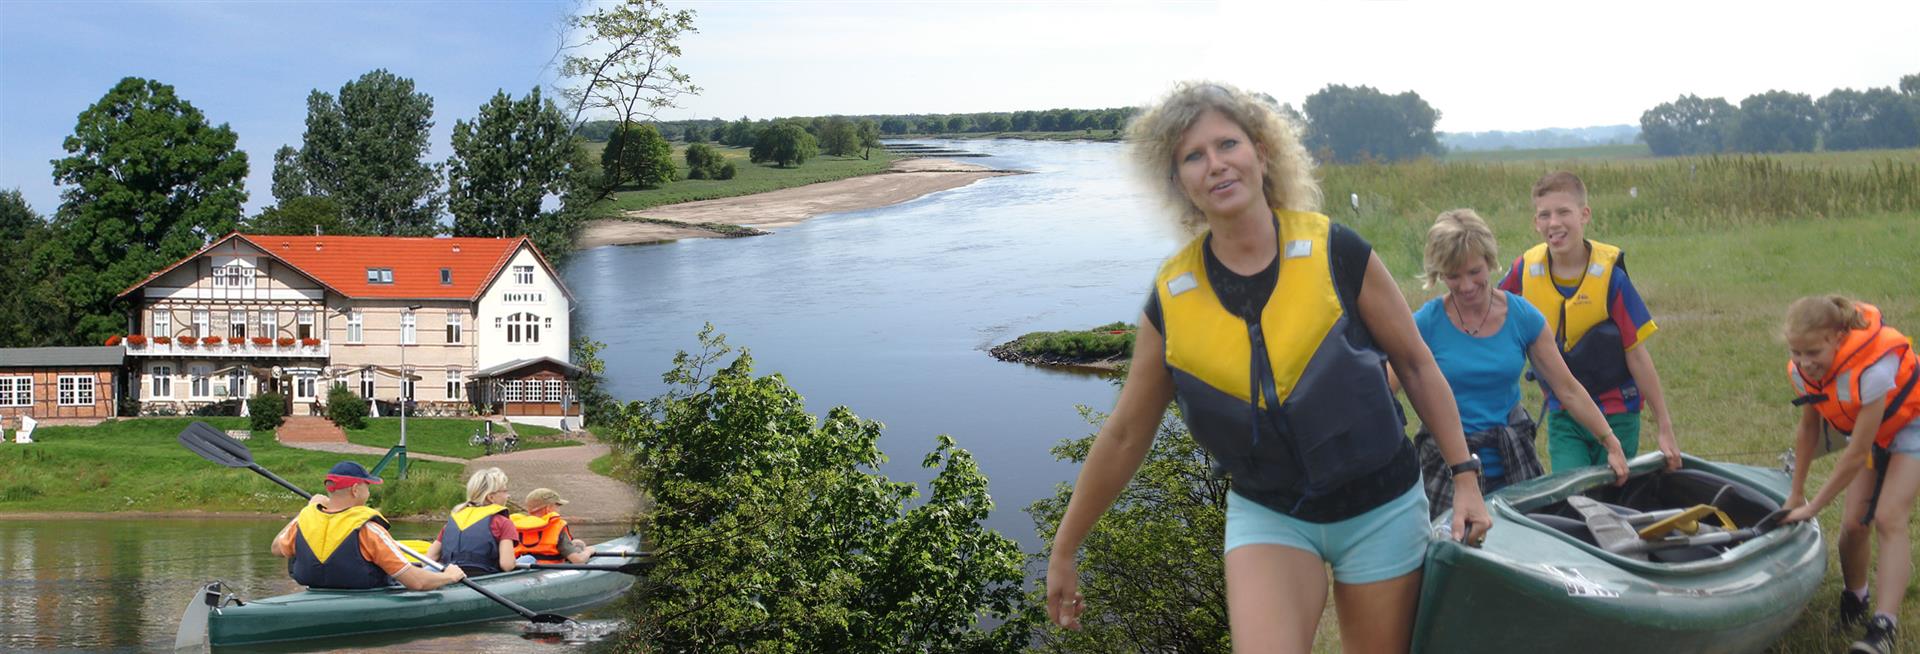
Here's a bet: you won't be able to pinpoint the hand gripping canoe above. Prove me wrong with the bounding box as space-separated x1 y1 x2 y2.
176 421 572 624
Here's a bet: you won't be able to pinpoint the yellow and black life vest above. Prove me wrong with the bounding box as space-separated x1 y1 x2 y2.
1155 210 1404 514
512 511 575 563
1790 303 1920 450
1518 240 1631 394
439 504 511 575
288 503 392 589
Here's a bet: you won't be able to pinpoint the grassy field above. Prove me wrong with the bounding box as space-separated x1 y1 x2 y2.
1443 142 1653 162
0 418 465 516
583 142 896 216
1313 144 1920 651
342 417 575 459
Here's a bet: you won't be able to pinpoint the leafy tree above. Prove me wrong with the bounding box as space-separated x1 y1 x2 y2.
1901 73 1920 97
945 116 969 133
1862 87 1920 150
569 338 617 427
723 117 760 147
1819 88 1877 151
326 382 368 430
1734 90 1818 153
245 195 350 236
684 142 724 179
716 161 737 180
820 117 859 157
880 117 909 135
557 0 699 198
602 122 676 189
280 69 443 236
684 125 704 143
0 191 70 347
857 119 882 159
604 327 1031 652
751 122 818 167
1639 94 1739 156
1302 84 1443 163
1029 396 1229 653
446 86 580 259
49 77 248 344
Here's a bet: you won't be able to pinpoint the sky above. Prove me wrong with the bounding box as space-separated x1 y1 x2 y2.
2 0 1915 217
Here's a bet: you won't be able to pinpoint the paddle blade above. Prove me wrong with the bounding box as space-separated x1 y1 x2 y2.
178 421 254 468
530 613 571 624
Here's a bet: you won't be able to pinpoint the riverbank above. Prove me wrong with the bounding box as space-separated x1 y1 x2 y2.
576 158 1023 248
988 322 1133 373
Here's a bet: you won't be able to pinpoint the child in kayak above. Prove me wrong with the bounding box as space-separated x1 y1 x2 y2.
513 488 596 565
425 467 519 576
1780 295 1920 654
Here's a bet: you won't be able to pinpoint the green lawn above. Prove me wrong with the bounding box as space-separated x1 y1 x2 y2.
342 418 577 460
0 418 464 515
581 142 896 217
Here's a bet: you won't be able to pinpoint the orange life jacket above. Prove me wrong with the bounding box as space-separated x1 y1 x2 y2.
512 510 574 563
1789 302 1920 449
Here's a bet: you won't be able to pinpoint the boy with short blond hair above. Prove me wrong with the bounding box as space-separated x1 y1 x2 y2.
1498 172 1682 473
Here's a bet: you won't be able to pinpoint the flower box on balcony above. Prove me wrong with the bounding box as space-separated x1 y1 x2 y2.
128 334 148 346
154 336 171 345
105 335 123 346
202 336 223 345
277 337 296 347
252 336 273 346
301 338 321 347
178 336 198 346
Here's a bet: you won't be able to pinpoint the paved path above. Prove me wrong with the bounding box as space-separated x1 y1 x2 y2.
468 442 642 524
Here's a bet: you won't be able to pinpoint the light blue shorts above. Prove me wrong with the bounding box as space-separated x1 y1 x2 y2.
1891 425 1920 458
1224 483 1430 585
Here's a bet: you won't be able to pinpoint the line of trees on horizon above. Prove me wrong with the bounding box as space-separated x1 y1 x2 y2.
1640 73 1920 156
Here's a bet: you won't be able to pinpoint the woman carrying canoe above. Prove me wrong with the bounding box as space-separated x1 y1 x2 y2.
1044 81 1490 652
1780 295 1920 654
426 467 519 576
1403 209 1628 516
271 460 467 590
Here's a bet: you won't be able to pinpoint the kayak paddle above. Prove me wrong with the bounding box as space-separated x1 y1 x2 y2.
176 421 572 624
527 561 652 575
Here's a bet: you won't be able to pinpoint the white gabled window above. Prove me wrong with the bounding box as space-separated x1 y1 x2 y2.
213 265 228 287
446 312 463 344
235 265 255 288
151 365 172 399
192 309 210 337
513 265 534 286
297 309 315 340
259 309 277 340
347 310 363 343
401 309 417 345
190 365 211 398
0 376 31 407
229 309 247 340
153 311 171 340
58 375 95 406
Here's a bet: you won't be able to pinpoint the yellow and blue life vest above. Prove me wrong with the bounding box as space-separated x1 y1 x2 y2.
289 503 392 589
1518 240 1632 394
1155 210 1405 514
439 504 511 575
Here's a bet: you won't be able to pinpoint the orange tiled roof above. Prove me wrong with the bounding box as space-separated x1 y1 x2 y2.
118 233 567 301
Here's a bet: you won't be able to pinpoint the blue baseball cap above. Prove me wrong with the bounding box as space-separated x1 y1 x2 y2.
324 461 383 491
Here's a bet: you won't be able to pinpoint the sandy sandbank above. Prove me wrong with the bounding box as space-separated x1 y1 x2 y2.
576 158 1021 248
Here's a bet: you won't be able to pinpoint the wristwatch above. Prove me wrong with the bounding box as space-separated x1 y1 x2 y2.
1448 454 1482 477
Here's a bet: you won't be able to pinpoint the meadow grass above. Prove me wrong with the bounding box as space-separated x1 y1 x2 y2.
581 142 896 216
0 417 465 516
1443 142 1653 162
341 417 574 460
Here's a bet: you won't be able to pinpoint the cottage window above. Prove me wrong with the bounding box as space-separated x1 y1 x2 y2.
347 310 363 343
446 367 464 400
0 376 31 406
360 369 376 399
401 309 417 345
294 371 317 400
193 309 209 338
259 309 277 339
58 375 95 406
546 379 565 403
297 309 315 340
229 309 248 340
151 365 172 399
226 369 247 398
153 311 171 340
190 365 211 398
446 312 463 344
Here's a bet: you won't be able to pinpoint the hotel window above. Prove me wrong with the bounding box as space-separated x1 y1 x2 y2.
360 369 376 398
193 309 209 337
153 311 171 340
513 265 534 286
366 268 394 284
446 312 463 344
191 366 211 398
259 309 277 339
294 371 317 399
546 379 565 403
297 309 315 340
507 312 541 344
446 367 464 400
58 375 95 406
401 309 417 345
0 376 31 407
347 310 363 343
229 309 248 340
151 365 172 399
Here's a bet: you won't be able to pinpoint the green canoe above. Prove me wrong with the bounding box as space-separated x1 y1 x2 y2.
1412 454 1825 653
181 534 642 647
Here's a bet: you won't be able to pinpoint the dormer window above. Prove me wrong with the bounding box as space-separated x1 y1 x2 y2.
366 268 394 284
513 265 534 286
440 268 453 285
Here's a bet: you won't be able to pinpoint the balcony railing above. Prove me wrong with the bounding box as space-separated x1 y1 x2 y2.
124 340 330 358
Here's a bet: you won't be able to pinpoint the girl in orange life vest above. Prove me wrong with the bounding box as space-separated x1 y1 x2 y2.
1780 296 1920 653
426 467 519 576
513 487 596 565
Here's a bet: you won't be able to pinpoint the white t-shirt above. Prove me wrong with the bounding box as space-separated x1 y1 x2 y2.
1858 352 1920 444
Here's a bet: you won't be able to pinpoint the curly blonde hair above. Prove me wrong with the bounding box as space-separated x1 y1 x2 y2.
1422 209 1502 289
1127 81 1320 233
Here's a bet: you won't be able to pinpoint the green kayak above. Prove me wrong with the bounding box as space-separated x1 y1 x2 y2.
1412 454 1825 653
180 534 642 647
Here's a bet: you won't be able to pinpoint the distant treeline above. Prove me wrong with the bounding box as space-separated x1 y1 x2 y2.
1441 125 1639 152
580 107 1141 144
1641 73 1920 156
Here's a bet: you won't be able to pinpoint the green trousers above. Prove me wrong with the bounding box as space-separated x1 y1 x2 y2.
1546 409 1641 473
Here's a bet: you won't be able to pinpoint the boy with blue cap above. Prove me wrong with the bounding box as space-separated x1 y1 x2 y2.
271 461 467 590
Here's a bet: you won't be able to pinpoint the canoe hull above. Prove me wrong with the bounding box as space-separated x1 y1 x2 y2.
1411 455 1825 653
204 534 642 647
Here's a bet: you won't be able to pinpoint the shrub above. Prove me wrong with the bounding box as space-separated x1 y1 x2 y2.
248 392 287 431
326 383 368 430
716 161 737 180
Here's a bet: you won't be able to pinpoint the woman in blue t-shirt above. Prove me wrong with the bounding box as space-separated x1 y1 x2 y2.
1407 209 1627 515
